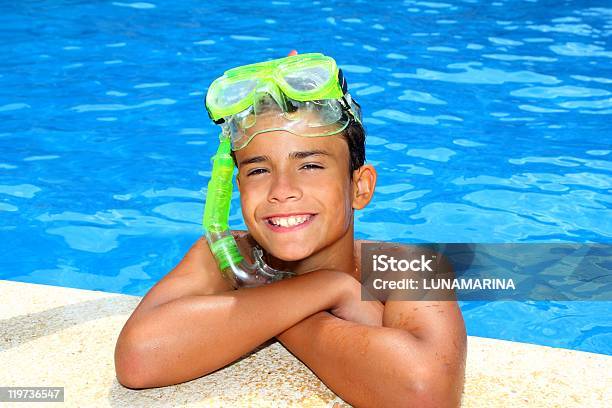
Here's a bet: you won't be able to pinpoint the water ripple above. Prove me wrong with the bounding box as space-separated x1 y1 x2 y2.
42 208 199 253
373 109 461 125
453 172 612 191
571 75 612 84
511 85 610 99
550 42 612 58
482 54 557 62
399 90 446 105
230 35 269 41
453 139 485 147
339 65 372 74
178 128 207 135
586 150 610 156
397 164 434 175
394 62 560 84
427 46 458 52
24 155 60 161
411 1 453 9
386 53 408 60
141 187 202 199
134 82 170 89
355 86 384 96
558 98 612 109
488 37 524 46
509 156 583 167
0 184 41 198
463 189 612 238
406 147 456 162
0 103 30 112
528 24 597 36
408 202 558 242
70 98 176 112
518 105 567 113
152 202 202 223
523 37 554 43
0 203 18 212
111 2 156 9
106 91 128 97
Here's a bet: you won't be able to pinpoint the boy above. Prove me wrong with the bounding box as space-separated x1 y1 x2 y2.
114 52 466 407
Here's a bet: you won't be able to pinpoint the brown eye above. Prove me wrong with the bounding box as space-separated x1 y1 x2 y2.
301 163 324 170
247 168 268 176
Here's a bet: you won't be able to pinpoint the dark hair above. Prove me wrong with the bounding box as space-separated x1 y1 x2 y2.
230 118 367 178
343 119 366 174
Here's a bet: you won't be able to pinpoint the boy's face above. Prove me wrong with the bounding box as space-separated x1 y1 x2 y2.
234 120 355 262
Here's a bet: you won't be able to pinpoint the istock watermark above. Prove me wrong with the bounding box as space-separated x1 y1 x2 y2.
360 243 612 302
372 254 434 272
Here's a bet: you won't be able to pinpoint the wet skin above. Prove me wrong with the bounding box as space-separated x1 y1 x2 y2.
115 111 466 408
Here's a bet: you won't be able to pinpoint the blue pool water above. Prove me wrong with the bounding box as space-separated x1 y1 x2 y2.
1 1 610 354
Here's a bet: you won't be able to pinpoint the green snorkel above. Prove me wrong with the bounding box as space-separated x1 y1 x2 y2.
202 52 362 288
203 134 295 288
202 137 241 274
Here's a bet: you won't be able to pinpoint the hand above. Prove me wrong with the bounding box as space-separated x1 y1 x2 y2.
331 274 384 327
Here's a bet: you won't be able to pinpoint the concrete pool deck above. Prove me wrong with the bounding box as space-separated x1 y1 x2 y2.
1 280 609 407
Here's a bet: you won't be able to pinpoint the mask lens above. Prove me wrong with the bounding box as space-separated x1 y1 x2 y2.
226 105 257 150
225 96 347 150
284 99 343 126
214 78 257 108
282 66 331 92
235 105 257 129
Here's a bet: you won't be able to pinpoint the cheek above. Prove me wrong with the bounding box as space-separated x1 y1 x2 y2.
239 190 256 220
239 182 269 226
315 178 353 217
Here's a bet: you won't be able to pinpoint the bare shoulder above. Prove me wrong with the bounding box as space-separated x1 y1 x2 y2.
374 241 466 359
356 239 465 337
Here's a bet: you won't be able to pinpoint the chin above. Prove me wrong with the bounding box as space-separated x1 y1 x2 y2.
266 243 315 262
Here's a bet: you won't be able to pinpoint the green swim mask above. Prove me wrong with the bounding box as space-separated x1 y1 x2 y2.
205 53 362 151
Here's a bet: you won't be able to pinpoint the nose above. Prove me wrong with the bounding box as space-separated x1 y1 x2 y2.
267 170 302 203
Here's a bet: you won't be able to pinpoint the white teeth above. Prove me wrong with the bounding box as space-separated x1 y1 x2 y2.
269 215 311 228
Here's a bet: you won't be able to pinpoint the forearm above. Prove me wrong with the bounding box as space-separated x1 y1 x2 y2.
116 270 346 388
277 312 452 408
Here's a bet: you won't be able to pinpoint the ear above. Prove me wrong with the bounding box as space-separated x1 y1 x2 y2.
236 173 241 190
351 164 377 210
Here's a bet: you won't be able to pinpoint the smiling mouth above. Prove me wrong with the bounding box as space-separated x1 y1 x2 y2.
265 214 315 229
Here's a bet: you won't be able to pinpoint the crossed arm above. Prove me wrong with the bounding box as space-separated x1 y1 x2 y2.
277 301 466 407
114 237 466 407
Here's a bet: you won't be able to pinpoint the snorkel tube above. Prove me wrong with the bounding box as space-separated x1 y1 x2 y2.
202 134 295 288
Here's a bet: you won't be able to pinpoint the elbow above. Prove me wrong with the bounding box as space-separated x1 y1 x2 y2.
398 364 464 408
114 328 154 389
